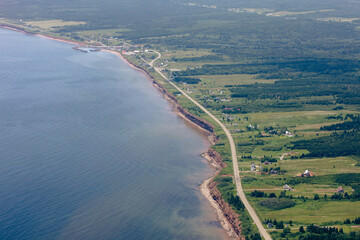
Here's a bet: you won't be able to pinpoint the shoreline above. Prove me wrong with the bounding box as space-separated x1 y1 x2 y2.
104 51 243 240
0 25 242 240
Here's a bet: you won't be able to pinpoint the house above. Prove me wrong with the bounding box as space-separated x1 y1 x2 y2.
283 184 292 191
302 169 314 177
337 186 344 194
251 163 256 171
285 131 294 137
263 161 271 165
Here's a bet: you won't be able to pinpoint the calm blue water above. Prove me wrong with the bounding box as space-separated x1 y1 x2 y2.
0 29 226 240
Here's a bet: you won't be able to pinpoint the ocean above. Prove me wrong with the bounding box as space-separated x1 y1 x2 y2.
0 29 226 240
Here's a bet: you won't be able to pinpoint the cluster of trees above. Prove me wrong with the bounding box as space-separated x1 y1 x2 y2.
245 233 261 240
258 198 295 210
344 217 360 224
264 219 290 229
321 114 360 131
291 132 360 158
251 190 267 198
227 194 245 211
260 155 278 163
298 224 360 240
173 77 201 84
251 190 291 198
326 115 344 120
313 192 356 201
307 225 343 235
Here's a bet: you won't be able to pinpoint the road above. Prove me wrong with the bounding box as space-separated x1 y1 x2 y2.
148 51 272 240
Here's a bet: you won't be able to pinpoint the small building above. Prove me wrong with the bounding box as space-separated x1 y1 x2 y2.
301 169 314 177
283 184 292 191
251 163 256 171
285 131 294 137
301 170 314 177
263 161 271 165
267 223 274 228
337 186 344 194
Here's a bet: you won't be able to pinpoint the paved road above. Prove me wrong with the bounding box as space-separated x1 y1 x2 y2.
148 51 272 240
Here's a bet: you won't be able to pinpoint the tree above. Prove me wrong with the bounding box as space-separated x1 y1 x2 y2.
299 226 305 233
276 221 284 229
268 193 277 198
273 219 278 226
314 194 320 200
251 233 261 240
279 191 287 198
283 227 291 235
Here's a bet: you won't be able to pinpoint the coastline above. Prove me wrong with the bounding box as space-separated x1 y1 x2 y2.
0 25 242 240
103 51 243 240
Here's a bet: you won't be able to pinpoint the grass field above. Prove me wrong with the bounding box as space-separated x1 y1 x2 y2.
25 20 86 29
261 200 360 225
279 156 360 176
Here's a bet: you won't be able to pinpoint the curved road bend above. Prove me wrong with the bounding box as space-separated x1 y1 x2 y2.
147 51 272 240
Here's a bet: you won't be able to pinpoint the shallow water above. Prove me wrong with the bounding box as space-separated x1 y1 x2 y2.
0 29 227 240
